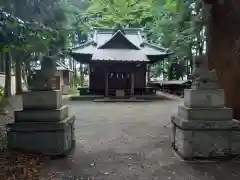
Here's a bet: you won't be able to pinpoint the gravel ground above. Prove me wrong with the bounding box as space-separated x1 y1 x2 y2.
39 99 240 180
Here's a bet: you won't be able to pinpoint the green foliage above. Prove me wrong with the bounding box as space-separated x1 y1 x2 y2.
0 0 206 82
0 85 9 108
78 0 205 80
0 0 74 56
148 0 205 79
71 74 81 87
61 0 89 44
0 85 7 151
85 0 154 28
0 9 57 55
0 86 4 97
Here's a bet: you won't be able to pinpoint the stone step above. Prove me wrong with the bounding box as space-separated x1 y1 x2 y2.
93 98 148 102
14 106 69 123
171 115 240 130
171 115 240 159
7 114 75 131
7 115 75 156
178 105 233 121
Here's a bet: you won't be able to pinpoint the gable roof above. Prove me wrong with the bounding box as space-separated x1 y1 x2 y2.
98 30 140 50
92 49 149 62
92 28 145 47
141 41 171 56
71 28 170 63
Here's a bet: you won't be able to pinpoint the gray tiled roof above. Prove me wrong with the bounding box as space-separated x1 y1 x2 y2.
72 43 96 54
94 28 144 48
71 28 170 62
92 49 149 61
141 42 169 55
98 30 140 50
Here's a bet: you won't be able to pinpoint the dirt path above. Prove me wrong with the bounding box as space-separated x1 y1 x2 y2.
39 100 240 180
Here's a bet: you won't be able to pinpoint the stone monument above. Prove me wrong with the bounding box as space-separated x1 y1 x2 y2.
7 55 75 155
171 55 240 159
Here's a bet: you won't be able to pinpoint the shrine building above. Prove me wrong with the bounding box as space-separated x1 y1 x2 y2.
71 27 170 97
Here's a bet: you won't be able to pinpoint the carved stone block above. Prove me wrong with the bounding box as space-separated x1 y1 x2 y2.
184 89 225 108
15 106 69 122
22 90 62 110
178 105 232 121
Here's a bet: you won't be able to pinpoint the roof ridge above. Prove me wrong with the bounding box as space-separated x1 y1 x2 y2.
142 41 170 52
56 60 73 71
34 61 73 72
91 27 144 31
71 41 93 50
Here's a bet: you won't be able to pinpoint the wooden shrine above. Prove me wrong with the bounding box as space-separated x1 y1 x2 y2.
71 27 170 97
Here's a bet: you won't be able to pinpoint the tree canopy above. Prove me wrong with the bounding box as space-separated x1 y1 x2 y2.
0 0 207 96
79 0 206 79
84 0 154 28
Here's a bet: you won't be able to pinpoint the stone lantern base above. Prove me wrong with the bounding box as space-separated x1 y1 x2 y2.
7 90 75 156
171 89 240 159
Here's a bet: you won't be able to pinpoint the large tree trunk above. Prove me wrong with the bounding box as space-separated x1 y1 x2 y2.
205 0 240 119
4 51 12 97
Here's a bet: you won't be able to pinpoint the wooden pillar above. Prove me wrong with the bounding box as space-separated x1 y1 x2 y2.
105 72 108 97
88 64 90 87
147 65 150 84
131 73 135 96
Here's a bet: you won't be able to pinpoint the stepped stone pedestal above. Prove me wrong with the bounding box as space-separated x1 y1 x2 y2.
172 56 240 159
7 90 75 156
172 89 240 159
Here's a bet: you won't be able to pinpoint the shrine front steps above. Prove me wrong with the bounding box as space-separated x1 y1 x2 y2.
70 94 170 102
93 97 148 102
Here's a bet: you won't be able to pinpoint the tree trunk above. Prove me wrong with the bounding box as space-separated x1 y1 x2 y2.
73 59 77 87
0 51 5 72
168 65 173 80
195 1 204 56
4 51 12 97
22 62 29 89
73 59 77 74
80 63 84 87
15 54 22 94
205 0 240 119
